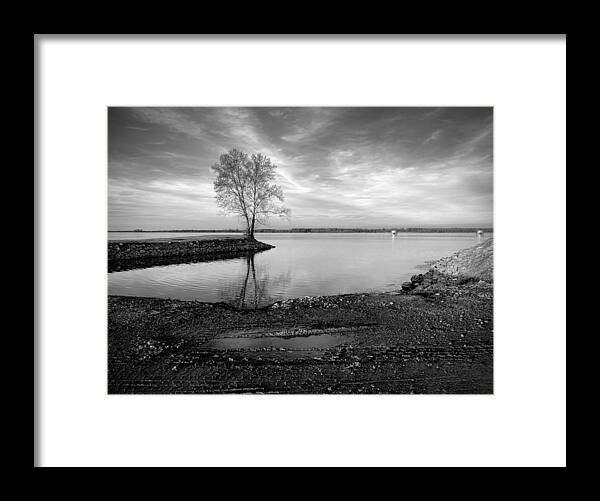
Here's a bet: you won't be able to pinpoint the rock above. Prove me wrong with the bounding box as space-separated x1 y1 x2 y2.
401 281 415 291
410 274 425 285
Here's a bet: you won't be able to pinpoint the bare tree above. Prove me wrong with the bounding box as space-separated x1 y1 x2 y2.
212 148 290 239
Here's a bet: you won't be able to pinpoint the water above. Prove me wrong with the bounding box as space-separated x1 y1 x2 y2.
210 333 347 351
108 232 490 308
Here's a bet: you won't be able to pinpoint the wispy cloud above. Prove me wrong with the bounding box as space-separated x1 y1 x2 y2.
422 129 442 145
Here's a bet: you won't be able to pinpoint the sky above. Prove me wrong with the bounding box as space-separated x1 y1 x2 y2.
108 107 493 230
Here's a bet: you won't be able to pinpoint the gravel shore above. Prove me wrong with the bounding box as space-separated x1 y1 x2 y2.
108 236 274 272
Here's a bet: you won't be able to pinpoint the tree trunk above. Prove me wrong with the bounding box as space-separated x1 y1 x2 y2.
249 214 256 240
244 214 252 240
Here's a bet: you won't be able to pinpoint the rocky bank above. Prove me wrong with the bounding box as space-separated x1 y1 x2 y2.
108 237 274 272
430 237 493 282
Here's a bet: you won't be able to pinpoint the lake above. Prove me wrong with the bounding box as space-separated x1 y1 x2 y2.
108 232 491 308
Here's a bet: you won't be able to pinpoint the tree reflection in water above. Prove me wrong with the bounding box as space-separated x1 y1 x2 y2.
221 252 291 309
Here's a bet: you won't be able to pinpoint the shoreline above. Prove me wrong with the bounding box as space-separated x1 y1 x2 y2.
108 239 493 394
108 236 274 272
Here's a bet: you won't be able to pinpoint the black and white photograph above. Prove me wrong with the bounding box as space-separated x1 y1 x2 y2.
108 106 494 394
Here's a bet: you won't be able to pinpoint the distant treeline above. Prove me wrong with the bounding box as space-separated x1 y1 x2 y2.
111 227 493 234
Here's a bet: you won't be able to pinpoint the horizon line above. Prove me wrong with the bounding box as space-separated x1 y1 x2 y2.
109 226 494 232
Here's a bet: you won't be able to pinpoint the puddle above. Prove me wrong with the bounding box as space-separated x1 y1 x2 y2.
209 333 348 351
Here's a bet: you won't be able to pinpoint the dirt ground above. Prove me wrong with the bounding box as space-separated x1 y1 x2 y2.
108 274 493 394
